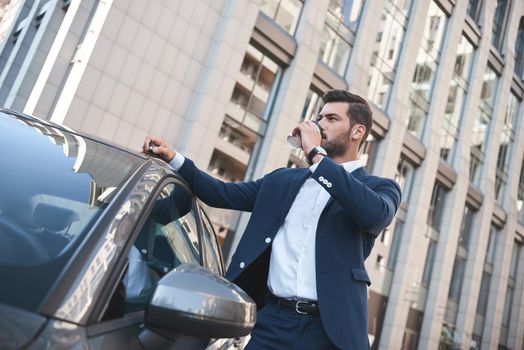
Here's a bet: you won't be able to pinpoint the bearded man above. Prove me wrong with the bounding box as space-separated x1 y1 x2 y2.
143 89 401 350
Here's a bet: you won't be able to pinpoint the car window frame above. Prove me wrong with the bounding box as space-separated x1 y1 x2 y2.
197 205 225 276
88 174 206 325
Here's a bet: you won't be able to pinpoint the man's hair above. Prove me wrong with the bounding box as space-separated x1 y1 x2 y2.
322 89 373 149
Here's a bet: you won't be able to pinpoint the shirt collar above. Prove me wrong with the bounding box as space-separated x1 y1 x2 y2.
308 158 363 173
341 159 363 173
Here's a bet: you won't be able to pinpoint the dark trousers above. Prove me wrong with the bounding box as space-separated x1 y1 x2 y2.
245 298 339 350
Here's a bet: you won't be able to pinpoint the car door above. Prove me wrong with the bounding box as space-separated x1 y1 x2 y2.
86 178 204 349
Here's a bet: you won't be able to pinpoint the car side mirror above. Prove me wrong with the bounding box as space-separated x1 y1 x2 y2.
143 264 256 342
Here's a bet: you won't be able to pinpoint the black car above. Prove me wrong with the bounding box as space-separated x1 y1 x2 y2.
0 108 255 350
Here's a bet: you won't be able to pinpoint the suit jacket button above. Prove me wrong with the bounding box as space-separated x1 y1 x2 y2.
239 262 245 268
319 176 324 181
265 237 271 243
327 183 332 188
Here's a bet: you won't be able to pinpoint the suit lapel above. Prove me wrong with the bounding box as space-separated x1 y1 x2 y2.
279 168 311 223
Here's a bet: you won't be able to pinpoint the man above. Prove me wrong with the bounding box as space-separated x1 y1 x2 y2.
143 90 401 349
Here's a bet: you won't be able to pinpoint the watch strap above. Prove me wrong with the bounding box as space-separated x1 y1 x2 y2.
306 146 327 165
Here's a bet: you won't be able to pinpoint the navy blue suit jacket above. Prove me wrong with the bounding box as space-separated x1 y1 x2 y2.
178 156 401 350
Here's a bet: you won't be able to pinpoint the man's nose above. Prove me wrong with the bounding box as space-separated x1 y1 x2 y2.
315 120 326 132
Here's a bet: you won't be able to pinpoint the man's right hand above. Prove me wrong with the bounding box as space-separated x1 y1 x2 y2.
142 136 176 163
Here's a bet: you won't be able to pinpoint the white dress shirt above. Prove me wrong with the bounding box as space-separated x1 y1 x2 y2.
168 153 362 301
268 159 361 300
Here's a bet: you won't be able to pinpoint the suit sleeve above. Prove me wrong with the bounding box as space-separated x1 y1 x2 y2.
312 157 401 235
176 158 263 212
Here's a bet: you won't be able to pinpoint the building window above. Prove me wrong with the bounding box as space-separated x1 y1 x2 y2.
422 182 447 289
395 158 415 202
368 0 412 109
406 1 447 138
518 159 524 224
470 65 499 185
473 225 498 347
467 0 483 22
421 239 437 287
499 241 520 348
476 271 491 316
318 0 364 76
386 158 415 273
259 0 303 35
358 133 379 171
495 92 521 203
499 285 514 348
509 241 521 280
458 205 475 250
440 35 475 163
427 182 447 232
444 205 477 332
448 256 466 302
491 0 510 51
387 221 403 270
485 225 498 267
207 44 282 236
515 17 524 77
213 45 281 178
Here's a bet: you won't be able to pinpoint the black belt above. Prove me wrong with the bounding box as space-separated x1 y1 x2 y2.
267 292 320 316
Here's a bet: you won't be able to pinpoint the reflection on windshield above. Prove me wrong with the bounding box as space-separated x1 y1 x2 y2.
0 116 143 266
0 112 144 313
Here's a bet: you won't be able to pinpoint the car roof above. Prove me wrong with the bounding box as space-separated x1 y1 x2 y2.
0 108 149 160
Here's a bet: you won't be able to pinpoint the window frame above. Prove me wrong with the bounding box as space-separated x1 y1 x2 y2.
491 0 511 51
198 206 225 276
95 175 206 323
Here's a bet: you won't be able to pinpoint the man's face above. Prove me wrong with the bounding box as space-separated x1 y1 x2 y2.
316 102 354 158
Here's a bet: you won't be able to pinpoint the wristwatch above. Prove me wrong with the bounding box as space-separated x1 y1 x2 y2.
306 146 327 165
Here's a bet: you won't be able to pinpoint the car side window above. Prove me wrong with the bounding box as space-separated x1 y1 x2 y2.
199 208 223 275
123 182 201 312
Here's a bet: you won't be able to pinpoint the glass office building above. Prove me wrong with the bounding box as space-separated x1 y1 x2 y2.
0 0 523 349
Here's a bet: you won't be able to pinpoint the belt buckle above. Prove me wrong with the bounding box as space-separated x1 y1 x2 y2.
295 300 309 315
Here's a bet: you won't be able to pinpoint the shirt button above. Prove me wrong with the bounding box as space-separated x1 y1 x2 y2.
239 262 245 268
265 237 271 243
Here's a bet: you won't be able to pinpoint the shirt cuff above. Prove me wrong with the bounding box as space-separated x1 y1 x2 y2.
168 152 185 171
308 157 324 173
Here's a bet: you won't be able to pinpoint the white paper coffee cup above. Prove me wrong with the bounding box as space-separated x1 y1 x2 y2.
287 121 321 149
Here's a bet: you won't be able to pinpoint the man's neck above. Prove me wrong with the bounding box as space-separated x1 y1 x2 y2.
331 151 359 164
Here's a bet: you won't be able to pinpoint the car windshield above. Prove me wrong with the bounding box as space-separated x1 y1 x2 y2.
0 112 144 311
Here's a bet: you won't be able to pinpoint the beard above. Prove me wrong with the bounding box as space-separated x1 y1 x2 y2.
322 129 352 158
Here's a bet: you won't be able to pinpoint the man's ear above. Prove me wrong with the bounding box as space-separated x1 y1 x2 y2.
352 125 365 139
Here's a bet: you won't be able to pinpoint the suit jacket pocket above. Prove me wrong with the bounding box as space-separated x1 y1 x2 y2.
351 268 371 286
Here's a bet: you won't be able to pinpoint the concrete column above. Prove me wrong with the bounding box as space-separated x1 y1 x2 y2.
479 42 517 350
377 1 442 349
453 1 497 347
417 2 470 348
